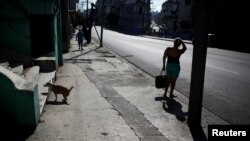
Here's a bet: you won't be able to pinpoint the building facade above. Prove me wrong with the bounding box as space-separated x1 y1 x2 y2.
160 0 192 39
96 0 118 25
95 0 151 34
119 0 150 34
69 0 79 11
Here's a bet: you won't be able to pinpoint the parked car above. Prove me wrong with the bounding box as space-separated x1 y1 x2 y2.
208 33 216 47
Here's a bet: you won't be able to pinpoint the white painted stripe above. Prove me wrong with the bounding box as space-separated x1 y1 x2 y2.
207 65 240 75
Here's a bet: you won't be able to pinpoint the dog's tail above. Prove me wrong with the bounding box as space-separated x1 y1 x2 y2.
69 86 74 92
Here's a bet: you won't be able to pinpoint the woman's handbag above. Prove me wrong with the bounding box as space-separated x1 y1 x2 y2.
155 71 167 89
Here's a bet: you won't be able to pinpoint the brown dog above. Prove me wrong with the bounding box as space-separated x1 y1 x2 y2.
44 80 74 101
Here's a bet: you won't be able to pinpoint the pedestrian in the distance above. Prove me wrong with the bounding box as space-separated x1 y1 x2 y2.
162 38 187 99
76 29 85 50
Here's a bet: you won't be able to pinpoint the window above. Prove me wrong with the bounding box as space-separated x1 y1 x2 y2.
134 6 138 13
163 3 169 12
139 6 143 14
30 14 54 57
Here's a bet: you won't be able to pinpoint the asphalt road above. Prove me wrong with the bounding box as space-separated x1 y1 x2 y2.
92 27 250 124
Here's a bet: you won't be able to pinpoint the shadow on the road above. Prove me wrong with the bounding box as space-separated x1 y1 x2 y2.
100 55 116 58
155 96 207 141
72 49 82 52
164 97 188 122
64 46 102 62
155 96 188 122
189 125 208 141
121 55 134 58
65 59 92 64
64 58 107 64
46 100 69 105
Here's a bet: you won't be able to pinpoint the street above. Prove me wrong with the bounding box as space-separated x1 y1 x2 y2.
92 27 250 124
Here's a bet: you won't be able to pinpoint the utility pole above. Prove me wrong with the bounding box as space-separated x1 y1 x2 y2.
85 0 89 43
86 0 89 21
100 0 104 47
82 1 84 12
188 0 208 127
142 0 145 34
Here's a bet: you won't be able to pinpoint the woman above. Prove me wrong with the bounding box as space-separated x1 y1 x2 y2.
162 38 187 98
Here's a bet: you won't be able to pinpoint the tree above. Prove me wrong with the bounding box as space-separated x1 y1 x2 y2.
71 11 86 29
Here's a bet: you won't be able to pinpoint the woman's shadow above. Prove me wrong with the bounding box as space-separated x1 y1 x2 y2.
155 96 188 122
155 96 207 141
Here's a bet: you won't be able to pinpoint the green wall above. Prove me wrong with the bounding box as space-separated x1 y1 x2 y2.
16 86 40 125
0 74 16 118
0 0 61 60
0 0 31 56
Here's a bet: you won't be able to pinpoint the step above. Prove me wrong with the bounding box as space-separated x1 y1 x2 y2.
0 66 40 125
0 58 24 77
0 61 10 70
11 64 24 77
37 71 56 114
0 57 10 69
35 57 56 72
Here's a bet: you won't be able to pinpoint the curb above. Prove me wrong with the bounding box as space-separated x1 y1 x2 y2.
142 35 193 44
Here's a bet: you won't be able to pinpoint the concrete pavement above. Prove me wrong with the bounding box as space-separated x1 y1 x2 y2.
26 35 228 141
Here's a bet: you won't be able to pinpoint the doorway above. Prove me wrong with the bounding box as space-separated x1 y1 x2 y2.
30 14 54 57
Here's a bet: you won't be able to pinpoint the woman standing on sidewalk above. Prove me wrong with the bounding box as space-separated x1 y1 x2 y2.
162 38 187 99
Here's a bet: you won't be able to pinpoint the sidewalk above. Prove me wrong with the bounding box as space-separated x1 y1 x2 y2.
26 36 227 141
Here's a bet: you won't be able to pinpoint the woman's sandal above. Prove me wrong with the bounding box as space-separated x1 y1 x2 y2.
170 94 177 99
163 93 167 99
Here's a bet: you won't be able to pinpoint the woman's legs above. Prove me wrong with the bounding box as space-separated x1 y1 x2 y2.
165 63 180 98
164 79 170 98
169 79 177 98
